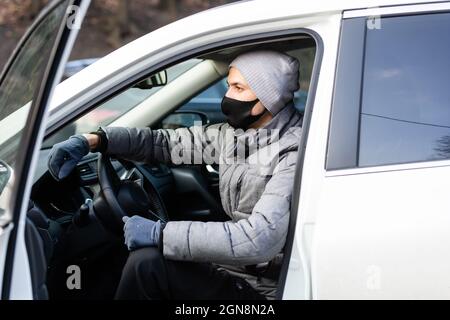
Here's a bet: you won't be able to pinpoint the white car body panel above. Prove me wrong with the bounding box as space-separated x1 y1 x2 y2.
49 0 450 300
313 166 450 299
3 0 449 299
295 1 450 300
47 0 446 115
2 0 91 300
281 12 342 300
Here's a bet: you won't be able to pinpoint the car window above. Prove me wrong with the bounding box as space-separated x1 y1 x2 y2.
178 78 228 125
42 59 202 147
0 1 68 212
292 46 315 114
359 13 450 167
175 79 308 127
170 47 314 127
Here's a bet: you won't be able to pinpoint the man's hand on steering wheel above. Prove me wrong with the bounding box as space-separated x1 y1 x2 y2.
47 133 169 235
48 134 90 181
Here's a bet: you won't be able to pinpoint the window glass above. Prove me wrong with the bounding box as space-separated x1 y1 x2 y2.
175 46 315 126
359 13 450 166
0 1 68 212
43 59 202 147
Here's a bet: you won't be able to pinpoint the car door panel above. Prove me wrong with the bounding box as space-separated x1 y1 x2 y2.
0 0 90 300
307 5 450 299
315 165 450 299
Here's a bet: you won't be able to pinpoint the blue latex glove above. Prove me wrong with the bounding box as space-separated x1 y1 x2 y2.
123 215 162 251
47 135 90 181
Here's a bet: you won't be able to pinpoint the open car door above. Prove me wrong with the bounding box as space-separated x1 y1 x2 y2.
0 0 90 300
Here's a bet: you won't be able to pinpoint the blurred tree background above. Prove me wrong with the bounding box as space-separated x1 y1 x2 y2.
0 0 239 72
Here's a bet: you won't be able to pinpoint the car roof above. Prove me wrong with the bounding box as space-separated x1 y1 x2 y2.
49 0 446 112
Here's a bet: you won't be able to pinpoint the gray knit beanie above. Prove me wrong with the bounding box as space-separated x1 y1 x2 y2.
229 50 300 116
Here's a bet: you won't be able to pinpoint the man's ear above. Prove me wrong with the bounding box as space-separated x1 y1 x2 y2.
251 101 266 116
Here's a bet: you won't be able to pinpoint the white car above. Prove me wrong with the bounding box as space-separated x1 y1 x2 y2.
0 0 450 300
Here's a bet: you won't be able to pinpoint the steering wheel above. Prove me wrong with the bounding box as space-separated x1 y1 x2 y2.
93 154 168 234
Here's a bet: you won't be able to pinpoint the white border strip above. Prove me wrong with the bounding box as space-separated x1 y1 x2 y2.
325 158 450 177
343 2 450 18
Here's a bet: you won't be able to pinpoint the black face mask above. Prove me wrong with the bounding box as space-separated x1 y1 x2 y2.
221 96 265 130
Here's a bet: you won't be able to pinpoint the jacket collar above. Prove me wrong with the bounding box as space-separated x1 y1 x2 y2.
228 101 302 159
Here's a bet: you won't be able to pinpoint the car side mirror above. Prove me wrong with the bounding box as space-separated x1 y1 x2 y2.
134 70 168 89
161 111 209 129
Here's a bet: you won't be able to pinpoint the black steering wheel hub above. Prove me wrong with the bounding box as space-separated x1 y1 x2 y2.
117 181 151 214
93 154 168 235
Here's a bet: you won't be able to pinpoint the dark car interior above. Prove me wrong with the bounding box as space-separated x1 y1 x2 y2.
28 152 229 299
25 36 316 300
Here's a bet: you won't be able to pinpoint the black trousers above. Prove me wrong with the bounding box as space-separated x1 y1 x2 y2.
114 247 266 300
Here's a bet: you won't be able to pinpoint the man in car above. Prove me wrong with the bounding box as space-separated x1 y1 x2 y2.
47 50 303 300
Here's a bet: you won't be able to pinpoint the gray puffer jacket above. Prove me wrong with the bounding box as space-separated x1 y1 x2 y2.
103 102 302 296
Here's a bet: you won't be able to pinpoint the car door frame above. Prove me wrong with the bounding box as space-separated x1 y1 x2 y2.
306 2 450 299
42 14 333 299
0 0 90 300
